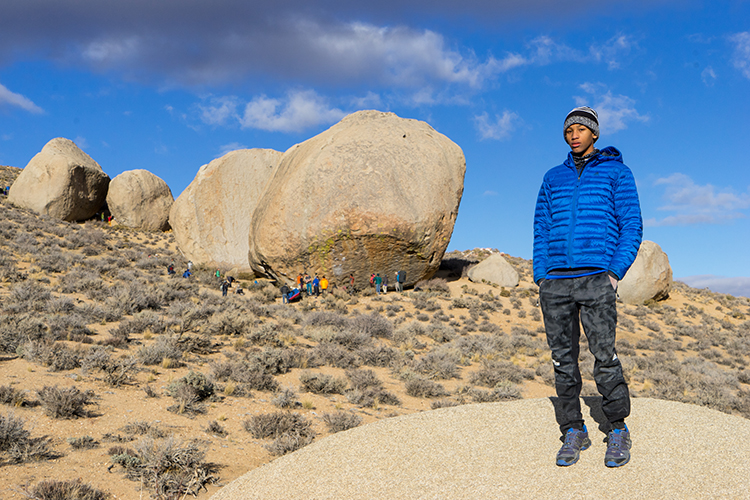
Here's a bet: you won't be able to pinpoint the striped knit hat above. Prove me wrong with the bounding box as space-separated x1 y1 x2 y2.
563 106 599 141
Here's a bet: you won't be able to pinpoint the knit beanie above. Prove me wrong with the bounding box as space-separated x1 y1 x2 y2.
563 106 599 141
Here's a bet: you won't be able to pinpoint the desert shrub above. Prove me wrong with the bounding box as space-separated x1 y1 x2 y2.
359 345 402 368
415 313 430 322
204 307 254 337
247 323 284 347
137 335 183 366
47 313 94 342
9 281 52 312
243 411 315 440
0 411 56 464
67 435 98 450
346 387 400 407
345 368 383 391
405 376 447 398
22 341 81 371
37 385 95 419
311 343 361 368
36 250 72 273
58 269 105 297
265 433 316 456
272 386 300 408
0 385 26 407
414 350 461 380
469 359 534 387
469 382 522 402
168 371 215 402
221 360 280 392
111 436 217 499
425 323 456 343
321 411 362 433
414 278 450 295
205 420 227 437
26 479 107 500
430 399 461 410
122 421 166 439
298 371 347 394
305 311 349 330
348 313 393 339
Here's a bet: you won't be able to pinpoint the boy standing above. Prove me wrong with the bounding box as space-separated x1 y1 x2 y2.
533 106 642 468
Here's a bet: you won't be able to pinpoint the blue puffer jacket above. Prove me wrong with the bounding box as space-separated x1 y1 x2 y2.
533 146 643 284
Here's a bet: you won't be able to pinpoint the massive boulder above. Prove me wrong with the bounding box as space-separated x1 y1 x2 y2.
618 240 672 304
248 110 466 287
467 253 519 288
9 138 109 221
169 149 282 269
106 170 174 231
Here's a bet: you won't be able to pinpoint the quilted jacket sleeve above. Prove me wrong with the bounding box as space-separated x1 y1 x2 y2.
608 166 643 279
533 179 551 284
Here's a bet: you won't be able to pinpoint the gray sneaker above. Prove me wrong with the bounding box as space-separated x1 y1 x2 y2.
556 425 591 466
605 425 631 467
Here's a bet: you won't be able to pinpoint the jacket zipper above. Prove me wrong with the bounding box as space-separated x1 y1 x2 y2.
566 166 584 266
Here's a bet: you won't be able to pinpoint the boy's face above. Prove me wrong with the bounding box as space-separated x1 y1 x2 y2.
565 123 597 156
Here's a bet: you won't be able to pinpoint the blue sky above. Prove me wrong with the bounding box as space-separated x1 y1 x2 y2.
1 1 749 296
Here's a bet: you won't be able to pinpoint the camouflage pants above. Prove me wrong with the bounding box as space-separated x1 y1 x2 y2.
539 272 630 434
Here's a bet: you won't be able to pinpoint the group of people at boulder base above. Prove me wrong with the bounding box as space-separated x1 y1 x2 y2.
293 272 329 298
369 270 406 295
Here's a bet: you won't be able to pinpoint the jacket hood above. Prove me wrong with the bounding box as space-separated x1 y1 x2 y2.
564 146 622 169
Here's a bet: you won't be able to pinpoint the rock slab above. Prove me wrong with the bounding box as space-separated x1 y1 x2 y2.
248 110 466 287
169 149 282 269
9 138 110 221
467 253 519 287
107 169 174 231
208 398 750 500
618 240 672 304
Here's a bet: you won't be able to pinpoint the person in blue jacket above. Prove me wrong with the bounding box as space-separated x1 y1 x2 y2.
533 106 642 469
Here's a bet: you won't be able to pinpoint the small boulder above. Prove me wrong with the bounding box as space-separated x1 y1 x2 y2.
467 253 519 288
248 110 466 287
106 170 174 231
169 148 282 269
9 138 109 221
618 240 672 304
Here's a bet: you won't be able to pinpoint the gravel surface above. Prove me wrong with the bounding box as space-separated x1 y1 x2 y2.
210 398 750 499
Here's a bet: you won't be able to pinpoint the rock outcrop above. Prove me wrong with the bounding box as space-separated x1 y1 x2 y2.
248 110 466 287
106 170 174 231
9 138 109 221
618 240 672 304
467 253 519 287
169 149 282 269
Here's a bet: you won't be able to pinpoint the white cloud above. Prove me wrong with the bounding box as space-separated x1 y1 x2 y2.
729 32 750 79
198 96 241 126
645 173 750 226
677 275 750 298
483 190 498 196
575 83 648 133
473 110 520 141
74 136 89 149
0 83 43 114
218 142 248 157
82 36 140 64
349 91 382 109
701 66 717 86
239 90 346 133
589 34 634 70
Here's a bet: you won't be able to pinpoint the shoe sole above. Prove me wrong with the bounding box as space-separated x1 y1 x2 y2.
556 438 591 466
605 454 630 468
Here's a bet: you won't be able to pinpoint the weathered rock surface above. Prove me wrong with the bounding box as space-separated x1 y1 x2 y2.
467 253 519 287
9 138 110 221
248 110 466 287
169 149 282 269
618 240 672 304
107 170 174 231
